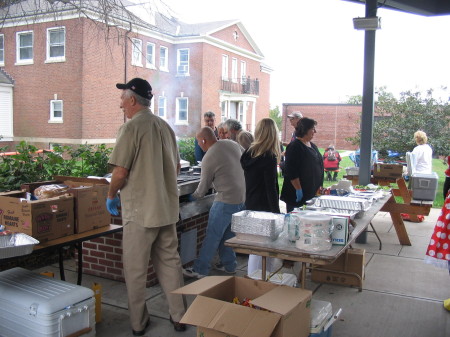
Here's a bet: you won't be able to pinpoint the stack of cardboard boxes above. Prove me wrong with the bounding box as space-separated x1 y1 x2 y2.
0 176 110 242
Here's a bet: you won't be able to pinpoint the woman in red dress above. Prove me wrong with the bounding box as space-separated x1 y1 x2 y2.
425 183 450 310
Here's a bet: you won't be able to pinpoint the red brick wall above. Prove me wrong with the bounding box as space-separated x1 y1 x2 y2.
282 104 361 151
2 17 270 145
78 212 209 286
210 24 256 54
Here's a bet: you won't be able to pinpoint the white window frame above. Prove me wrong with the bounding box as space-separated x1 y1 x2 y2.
176 97 188 125
131 38 143 67
177 48 189 76
221 55 228 81
158 96 166 119
240 60 247 83
160 46 168 71
231 58 238 83
146 42 156 69
238 102 244 123
0 34 4 66
49 99 63 123
46 27 65 63
16 30 33 65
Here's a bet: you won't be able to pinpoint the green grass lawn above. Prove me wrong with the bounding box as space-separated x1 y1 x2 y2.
278 148 446 208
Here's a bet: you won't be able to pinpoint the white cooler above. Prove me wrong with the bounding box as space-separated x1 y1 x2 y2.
411 172 439 201
0 267 95 337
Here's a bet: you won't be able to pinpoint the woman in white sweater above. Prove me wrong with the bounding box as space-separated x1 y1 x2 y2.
412 130 433 174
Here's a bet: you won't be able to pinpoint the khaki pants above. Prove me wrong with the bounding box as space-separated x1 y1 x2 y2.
123 221 186 331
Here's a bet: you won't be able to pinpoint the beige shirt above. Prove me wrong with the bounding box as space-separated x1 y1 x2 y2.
109 109 180 227
192 140 245 204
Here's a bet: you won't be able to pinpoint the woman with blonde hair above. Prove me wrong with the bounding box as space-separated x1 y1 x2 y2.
412 130 433 174
240 118 282 275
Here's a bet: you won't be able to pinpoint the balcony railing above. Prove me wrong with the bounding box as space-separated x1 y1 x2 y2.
221 76 259 95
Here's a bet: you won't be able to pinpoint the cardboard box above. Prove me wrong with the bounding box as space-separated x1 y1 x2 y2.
56 176 110 233
373 163 403 178
311 248 365 287
174 276 312 337
0 190 74 242
22 176 110 233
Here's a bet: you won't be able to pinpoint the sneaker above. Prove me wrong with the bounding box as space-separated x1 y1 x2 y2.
182 267 205 279
213 263 236 274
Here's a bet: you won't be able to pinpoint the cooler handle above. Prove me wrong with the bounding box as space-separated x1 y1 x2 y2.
323 308 342 331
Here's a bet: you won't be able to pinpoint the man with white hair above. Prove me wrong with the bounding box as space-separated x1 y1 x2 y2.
223 118 253 150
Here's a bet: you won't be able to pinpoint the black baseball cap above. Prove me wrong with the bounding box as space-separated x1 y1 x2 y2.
116 78 153 100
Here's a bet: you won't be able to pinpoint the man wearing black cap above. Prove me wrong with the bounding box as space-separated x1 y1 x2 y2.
106 78 186 336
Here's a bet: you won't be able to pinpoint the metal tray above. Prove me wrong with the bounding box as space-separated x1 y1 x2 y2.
0 233 39 259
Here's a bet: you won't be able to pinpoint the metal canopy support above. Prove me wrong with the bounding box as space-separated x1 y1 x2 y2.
358 0 378 186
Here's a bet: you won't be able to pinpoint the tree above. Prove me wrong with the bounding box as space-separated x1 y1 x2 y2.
269 105 282 131
346 94 363 105
347 87 450 157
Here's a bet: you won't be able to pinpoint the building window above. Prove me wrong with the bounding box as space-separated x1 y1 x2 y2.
177 48 189 76
0 34 4 65
221 101 228 121
158 96 166 118
16 31 33 64
132 38 142 66
176 97 188 124
238 102 244 122
221 55 228 81
241 61 247 83
231 58 238 83
146 42 155 68
46 27 65 62
160 46 168 71
49 100 63 123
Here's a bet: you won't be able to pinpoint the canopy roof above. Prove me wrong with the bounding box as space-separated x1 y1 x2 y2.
345 0 450 16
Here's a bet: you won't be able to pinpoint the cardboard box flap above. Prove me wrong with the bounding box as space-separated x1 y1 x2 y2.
172 276 233 295
54 176 110 185
251 286 312 316
181 296 280 337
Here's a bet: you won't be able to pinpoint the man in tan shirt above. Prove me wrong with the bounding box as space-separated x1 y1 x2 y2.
106 78 186 336
183 127 245 278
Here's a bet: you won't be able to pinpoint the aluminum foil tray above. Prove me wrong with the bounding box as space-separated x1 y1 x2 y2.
0 233 39 259
231 210 284 241
314 196 371 211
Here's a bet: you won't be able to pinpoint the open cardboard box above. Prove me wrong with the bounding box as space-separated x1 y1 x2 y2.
21 176 110 233
0 190 74 242
174 276 312 337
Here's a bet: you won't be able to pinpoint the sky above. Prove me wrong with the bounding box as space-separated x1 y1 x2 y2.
157 0 450 108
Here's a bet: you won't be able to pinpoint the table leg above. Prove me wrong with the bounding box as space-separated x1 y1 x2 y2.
261 256 267 281
58 247 66 281
389 212 412 246
76 243 83 285
300 262 306 289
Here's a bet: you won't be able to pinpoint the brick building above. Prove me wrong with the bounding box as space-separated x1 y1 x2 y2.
0 0 271 150
282 103 362 151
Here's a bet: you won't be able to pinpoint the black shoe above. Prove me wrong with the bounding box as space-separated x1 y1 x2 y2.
170 316 187 332
132 319 150 336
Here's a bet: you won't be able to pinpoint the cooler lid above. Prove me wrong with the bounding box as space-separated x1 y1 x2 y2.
0 267 94 315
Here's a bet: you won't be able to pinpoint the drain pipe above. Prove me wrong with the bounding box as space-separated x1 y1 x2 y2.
123 21 132 123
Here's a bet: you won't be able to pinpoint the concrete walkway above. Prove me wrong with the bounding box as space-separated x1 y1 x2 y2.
33 207 449 337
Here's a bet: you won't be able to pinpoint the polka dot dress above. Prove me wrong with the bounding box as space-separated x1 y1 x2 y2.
425 192 450 269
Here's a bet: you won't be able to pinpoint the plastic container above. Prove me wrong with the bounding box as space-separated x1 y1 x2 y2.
411 172 438 201
295 213 332 251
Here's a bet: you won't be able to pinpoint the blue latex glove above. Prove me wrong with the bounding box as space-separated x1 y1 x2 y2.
295 189 303 202
106 196 120 216
188 194 196 202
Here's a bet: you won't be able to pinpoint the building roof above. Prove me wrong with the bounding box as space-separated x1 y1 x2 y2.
0 68 14 85
0 0 264 57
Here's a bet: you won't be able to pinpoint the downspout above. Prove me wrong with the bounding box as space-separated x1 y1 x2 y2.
123 21 132 123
